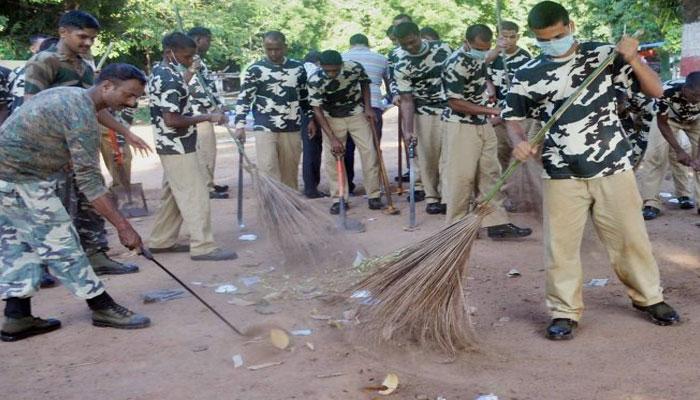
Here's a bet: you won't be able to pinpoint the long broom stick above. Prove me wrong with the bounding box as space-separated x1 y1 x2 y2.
350 40 636 355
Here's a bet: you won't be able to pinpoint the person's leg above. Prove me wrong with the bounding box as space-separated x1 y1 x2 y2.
323 117 350 203
196 121 217 191
301 114 320 196
670 120 700 208
159 153 219 257
344 135 356 193
347 114 381 200
373 107 383 142
636 119 671 210
254 132 282 182
543 178 591 322
415 114 442 204
588 171 666 308
475 124 511 227
443 122 480 224
149 164 185 249
277 131 303 191
492 122 512 171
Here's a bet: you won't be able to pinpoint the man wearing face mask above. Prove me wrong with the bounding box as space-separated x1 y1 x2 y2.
308 50 382 214
394 21 452 215
147 32 236 261
441 24 532 240
0 64 152 341
234 31 313 190
503 1 679 341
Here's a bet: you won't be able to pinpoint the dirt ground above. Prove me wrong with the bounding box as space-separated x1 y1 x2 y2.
1 109 699 400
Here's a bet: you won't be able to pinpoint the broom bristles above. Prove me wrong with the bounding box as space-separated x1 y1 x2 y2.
351 205 494 355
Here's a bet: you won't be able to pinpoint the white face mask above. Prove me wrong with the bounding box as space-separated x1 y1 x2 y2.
536 33 575 57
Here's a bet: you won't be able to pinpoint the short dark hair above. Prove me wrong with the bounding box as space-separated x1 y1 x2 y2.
162 32 196 51
349 33 369 47
319 50 342 66
393 14 412 23
38 37 59 52
29 34 49 46
394 22 420 40
499 20 520 33
96 63 147 85
528 1 570 30
466 24 493 43
188 26 212 39
59 10 100 30
686 71 700 90
386 26 395 38
263 31 286 44
420 27 440 41
304 50 320 63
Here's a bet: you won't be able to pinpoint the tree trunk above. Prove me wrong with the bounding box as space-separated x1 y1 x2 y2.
680 0 700 76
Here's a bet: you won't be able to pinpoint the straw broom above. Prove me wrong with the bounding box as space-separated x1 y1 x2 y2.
350 43 633 354
174 9 337 261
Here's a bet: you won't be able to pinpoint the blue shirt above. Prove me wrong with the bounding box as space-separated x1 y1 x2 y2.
343 46 388 109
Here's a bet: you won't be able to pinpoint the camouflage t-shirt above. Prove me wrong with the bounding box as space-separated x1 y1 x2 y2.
502 42 639 180
618 91 656 165
23 44 94 95
188 57 223 116
308 61 370 118
387 46 402 99
148 62 198 155
234 58 310 132
7 67 25 112
0 66 10 108
394 40 451 115
442 47 489 125
489 47 532 107
0 87 106 200
657 80 700 124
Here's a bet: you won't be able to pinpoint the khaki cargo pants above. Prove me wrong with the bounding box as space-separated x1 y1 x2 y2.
254 131 303 190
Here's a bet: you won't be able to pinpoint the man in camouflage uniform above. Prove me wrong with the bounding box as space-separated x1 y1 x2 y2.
308 50 382 214
503 1 679 340
0 65 10 125
637 73 700 219
234 31 311 190
441 24 532 239
188 26 230 199
0 64 152 342
147 32 236 261
23 11 145 276
394 21 452 215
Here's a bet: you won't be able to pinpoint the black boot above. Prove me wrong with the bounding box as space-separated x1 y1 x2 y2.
487 223 532 239
546 318 577 340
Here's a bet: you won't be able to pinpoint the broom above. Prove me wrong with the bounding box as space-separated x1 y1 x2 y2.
350 41 635 354
173 9 337 261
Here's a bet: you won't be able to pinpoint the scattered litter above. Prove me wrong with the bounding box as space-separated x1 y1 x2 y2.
659 192 672 198
142 289 187 303
239 276 261 287
378 373 399 395
290 329 312 336
498 317 510 323
191 345 209 353
316 372 344 378
306 342 315 351
351 290 370 299
310 313 332 320
328 319 352 328
232 354 243 368
668 198 679 204
475 394 499 400
240 262 262 268
215 284 238 294
437 397 447 400
190 281 203 286
353 251 367 268
270 328 290 349
584 278 609 288
367 218 378 221
247 361 283 371
238 234 258 241
415 395 429 400
227 297 256 306
506 269 521 278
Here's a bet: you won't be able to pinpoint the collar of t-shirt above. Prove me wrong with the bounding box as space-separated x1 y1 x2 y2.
264 57 289 68
406 41 430 58
51 43 82 64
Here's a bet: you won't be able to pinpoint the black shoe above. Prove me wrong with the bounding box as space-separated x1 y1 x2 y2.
440 203 447 215
210 191 229 199
149 244 190 254
410 190 425 203
213 184 229 193
305 190 328 199
368 198 383 210
395 171 410 183
642 206 660 220
330 202 349 215
677 196 694 210
191 249 238 261
426 202 443 214
39 268 57 289
487 223 532 239
1 316 61 342
633 302 680 326
546 318 577 340
348 182 356 195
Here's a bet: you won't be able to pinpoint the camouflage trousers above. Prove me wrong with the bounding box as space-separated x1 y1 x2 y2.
55 171 109 256
0 178 105 300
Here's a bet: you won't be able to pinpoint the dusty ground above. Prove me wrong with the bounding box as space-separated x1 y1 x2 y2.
1 108 699 400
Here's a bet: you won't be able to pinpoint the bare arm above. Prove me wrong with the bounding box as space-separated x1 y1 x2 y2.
91 194 142 249
313 106 344 155
96 109 152 154
505 119 538 161
162 111 220 129
617 37 663 98
399 93 416 143
448 98 500 116
657 114 693 166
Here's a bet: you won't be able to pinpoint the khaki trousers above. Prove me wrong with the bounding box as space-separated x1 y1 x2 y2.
443 121 510 227
415 114 444 203
99 125 132 189
637 118 697 209
196 121 217 190
543 170 664 321
149 152 218 256
254 131 302 190
323 114 381 201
